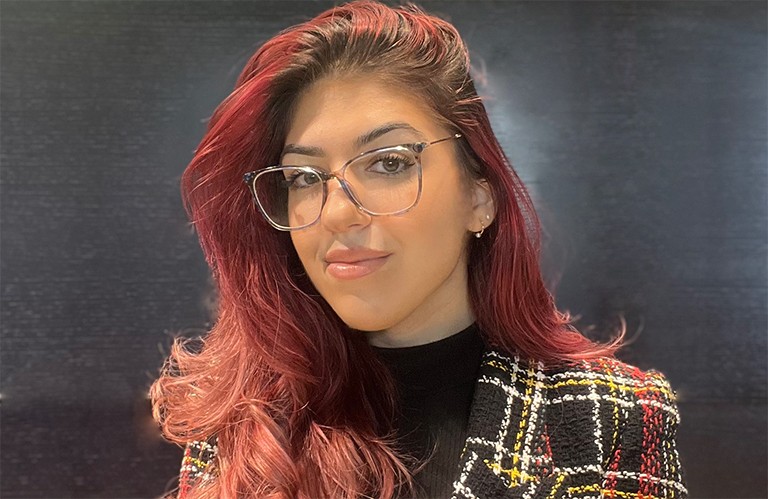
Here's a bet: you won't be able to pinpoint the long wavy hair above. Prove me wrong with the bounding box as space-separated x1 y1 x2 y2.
151 1 623 498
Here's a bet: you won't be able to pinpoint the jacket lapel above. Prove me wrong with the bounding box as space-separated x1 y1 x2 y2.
450 351 571 499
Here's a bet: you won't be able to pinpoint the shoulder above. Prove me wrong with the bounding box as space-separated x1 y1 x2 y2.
540 354 683 449
177 439 218 498
481 349 680 413
478 349 682 433
545 355 679 400
465 349 687 496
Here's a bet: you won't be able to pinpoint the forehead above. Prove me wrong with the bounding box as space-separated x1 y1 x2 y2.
284 76 446 150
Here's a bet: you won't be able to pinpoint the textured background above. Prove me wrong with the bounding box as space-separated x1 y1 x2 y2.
2 1 766 497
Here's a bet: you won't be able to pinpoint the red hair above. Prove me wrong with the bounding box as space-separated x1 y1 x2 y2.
151 1 623 497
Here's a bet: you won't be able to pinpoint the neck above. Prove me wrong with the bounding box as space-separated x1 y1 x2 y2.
365 303 475 348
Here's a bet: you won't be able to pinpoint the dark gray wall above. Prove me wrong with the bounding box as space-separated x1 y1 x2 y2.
2 1 765 497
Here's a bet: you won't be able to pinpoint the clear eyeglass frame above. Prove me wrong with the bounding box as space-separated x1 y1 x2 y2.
243 133 462 231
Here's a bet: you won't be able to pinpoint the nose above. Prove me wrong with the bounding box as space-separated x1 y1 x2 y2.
319 178 371 233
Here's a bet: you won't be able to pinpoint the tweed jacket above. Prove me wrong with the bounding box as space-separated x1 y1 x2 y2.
177 350 687 498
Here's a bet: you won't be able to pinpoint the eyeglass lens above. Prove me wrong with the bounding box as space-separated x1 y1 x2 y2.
253 146 420 229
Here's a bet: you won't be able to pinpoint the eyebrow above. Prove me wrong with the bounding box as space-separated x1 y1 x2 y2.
281 122 426 158
356 122 426 149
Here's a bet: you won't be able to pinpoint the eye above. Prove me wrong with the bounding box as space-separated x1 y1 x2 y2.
366 153 416 175
283 169 322 189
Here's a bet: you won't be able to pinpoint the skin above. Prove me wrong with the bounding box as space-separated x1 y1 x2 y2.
285 76 495 347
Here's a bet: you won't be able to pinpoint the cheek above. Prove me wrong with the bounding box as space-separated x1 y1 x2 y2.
416 173 474 238
402 196 471 265
385 174 473 280
289 231 320 278
383 172 474 279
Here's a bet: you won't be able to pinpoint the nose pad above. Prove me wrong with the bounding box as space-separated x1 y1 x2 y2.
320 178 370 231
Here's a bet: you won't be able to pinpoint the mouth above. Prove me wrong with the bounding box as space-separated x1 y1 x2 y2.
324 248 391 280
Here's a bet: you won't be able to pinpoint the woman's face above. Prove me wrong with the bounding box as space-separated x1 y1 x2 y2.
284 77 493 347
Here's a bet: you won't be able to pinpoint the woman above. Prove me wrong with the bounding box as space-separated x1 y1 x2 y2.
151 1 687 498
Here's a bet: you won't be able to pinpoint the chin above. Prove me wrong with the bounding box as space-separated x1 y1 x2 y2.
326 296 397 332
336 310 395 332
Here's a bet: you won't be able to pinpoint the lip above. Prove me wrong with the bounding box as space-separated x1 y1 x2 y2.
324 247 391 280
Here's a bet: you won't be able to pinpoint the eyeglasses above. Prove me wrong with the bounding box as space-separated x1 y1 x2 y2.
244 133 462 231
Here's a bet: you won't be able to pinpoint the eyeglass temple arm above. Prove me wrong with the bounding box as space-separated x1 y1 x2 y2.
414 132 462 153
431 132 462 144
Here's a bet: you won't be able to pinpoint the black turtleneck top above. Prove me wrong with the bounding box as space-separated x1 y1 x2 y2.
371 323 486 499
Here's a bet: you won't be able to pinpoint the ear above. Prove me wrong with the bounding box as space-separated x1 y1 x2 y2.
467 178 496 233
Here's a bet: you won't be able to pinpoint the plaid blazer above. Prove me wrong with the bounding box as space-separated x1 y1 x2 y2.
177 350 688 498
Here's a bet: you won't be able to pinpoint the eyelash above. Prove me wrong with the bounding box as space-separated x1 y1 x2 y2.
367 154 416 174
